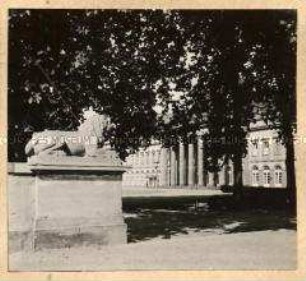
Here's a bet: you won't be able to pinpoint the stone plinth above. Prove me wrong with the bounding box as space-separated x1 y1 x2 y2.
28 154 128 250
8 165 35 253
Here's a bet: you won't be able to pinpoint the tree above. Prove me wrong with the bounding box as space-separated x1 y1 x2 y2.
8 9 186 160
156 11 260 194
9 10 297 205
250 12 297 205
156 11 296 200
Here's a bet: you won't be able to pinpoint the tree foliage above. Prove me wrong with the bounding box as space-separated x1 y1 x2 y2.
9 9 296 200
8 9 186 160
154 10 296 195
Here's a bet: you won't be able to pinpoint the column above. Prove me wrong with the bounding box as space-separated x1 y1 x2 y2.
170 147 177 186
188 143 195 186
197 138 204 186
179 142 186 186
218 167 225 186
159 148 168 186
208 172 214 186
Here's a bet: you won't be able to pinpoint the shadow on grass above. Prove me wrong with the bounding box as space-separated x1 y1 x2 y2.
123 188 296 243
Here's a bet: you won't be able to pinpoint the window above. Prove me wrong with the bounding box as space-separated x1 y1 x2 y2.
252 166 260 186
262 139 270 156
275 166 283 186
263 166 271 187
251 139 259 156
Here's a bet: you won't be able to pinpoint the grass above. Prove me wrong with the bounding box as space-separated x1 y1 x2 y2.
123 189 296 243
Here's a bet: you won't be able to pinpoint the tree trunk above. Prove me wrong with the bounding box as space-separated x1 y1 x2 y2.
285 136 296 209
232 152 243 198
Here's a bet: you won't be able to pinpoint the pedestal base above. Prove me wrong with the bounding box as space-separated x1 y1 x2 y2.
29 160 128 250
34 224 127 250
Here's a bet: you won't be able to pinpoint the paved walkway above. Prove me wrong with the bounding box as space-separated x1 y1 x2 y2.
122 187 224 198
10 230 296 271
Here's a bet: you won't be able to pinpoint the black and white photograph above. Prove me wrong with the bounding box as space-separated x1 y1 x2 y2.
3 5 304 275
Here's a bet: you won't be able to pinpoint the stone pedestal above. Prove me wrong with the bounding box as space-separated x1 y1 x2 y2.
28 154 128 250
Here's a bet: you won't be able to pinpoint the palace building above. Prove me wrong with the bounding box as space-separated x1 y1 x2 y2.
122 120 287 189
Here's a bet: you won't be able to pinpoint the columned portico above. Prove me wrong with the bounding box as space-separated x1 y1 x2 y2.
124 138 236 189
122 127 288 189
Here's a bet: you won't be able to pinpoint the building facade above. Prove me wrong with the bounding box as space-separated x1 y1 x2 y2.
122 122 287 189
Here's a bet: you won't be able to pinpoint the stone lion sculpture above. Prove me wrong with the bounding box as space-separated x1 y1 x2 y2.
25 108 113 158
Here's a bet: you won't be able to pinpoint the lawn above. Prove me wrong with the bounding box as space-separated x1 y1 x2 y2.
123 189 296 243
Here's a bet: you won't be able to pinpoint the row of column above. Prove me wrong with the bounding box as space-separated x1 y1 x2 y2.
160 139 218 187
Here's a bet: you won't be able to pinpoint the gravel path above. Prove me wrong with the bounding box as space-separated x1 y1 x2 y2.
10 229 296 271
